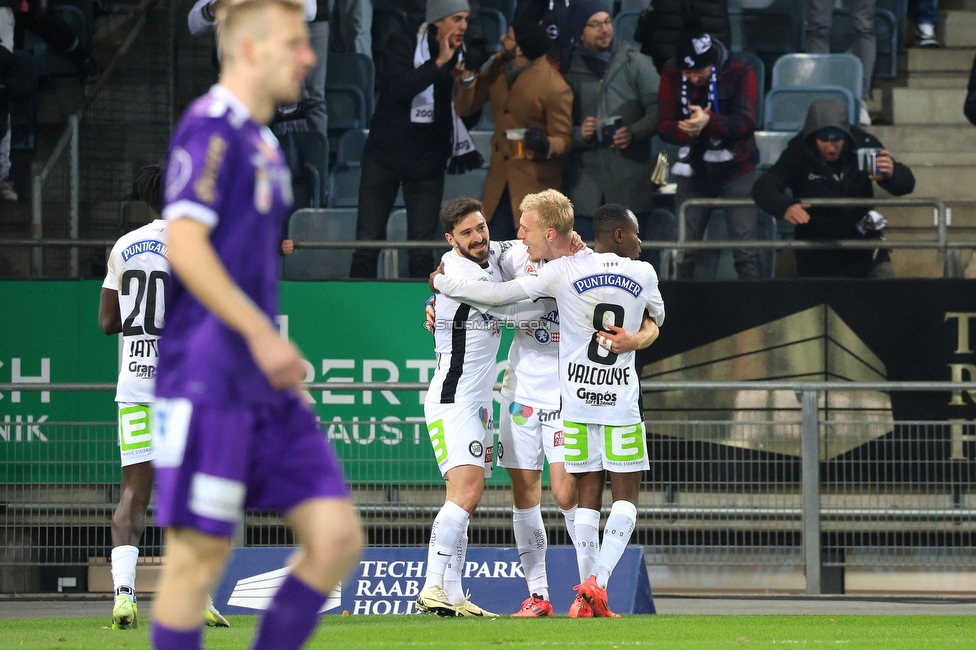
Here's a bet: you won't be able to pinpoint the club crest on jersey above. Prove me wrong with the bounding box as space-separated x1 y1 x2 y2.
469 441 484 457
533 327 552 345
497 441 504 459
254 168 272 214
573 273 643 298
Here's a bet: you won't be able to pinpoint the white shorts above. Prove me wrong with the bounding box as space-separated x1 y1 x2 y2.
497 396 565 471
563 420 649 473
424 401 494 478
118 402 155 467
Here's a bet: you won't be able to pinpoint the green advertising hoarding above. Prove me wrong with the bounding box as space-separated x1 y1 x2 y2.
0 281 514 485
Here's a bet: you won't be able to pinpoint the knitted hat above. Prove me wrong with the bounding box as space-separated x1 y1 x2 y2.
568 0 611 40
426 0 470 25
513 19 551 60
675 17 719 69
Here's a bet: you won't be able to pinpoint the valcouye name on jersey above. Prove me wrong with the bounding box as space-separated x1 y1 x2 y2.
572 273 643 298
567 362 631 386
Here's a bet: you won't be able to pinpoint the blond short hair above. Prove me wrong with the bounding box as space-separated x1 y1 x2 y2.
519 190 574 235
216 0 304 50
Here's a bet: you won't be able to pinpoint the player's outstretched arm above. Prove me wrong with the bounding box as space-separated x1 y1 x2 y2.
98 288 123 335
167 217 305 391
433 271 548 308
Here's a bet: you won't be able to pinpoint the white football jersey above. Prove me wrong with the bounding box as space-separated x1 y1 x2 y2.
426 243 504 405
517 252 665 425
102 219 169 404
496 241 560 410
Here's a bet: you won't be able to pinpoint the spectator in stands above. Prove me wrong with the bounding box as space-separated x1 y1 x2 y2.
0 0 16 201
912 0 940 48
512 0 572 71
752 99 914 278
18 1 102 82
351 0 481 278
563 0 661 261
657 18 762 280
804 0 875 125
634 0 731 75
454 19 572 241
334 0 372 58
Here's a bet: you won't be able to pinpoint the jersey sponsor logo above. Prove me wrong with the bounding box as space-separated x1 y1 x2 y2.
254 168 272 214
509 402 532 425
567 362 631 386
576 388 617 407
480 406 492 429
553 429 564 447
484 442 493 464
194 134 227 204
572 273 643 298
468 440 483 457
538 408 560 423
120 239 167 262
128 361 157 380
166 147 193 201
497 441 504 459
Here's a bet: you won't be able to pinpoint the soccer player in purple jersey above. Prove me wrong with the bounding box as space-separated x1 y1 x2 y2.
150 2 362 649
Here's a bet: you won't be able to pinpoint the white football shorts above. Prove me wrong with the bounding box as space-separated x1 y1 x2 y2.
117 402 156 467
497 396 565 471
562 420 649 473
424 401 494 478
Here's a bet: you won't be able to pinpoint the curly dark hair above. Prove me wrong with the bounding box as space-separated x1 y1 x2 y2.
439 197 485 234
133 164 164 214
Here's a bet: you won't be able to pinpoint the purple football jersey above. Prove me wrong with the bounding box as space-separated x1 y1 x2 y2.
157 85 293 405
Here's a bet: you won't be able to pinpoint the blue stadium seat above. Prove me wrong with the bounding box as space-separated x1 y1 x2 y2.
477 8 507 53
475 101 494 131
613 10 641 48
728 7 803 87
327 52 375 117
335 129 369 166
279 130 329 209
282 208 358 280
328 165 404 208
443 168 488 203
754 130 795 169
479 0 515 23
325 85 368 131
828 9 898 79
764 86 857 132
877 0 908 53
771 53 863 102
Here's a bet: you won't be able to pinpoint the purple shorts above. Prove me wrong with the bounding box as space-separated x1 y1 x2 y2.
152 391 351 537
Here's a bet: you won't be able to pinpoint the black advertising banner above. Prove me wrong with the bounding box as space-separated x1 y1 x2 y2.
637 279 976 486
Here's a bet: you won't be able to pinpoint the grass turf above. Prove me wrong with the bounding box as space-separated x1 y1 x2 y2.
0 615 971 649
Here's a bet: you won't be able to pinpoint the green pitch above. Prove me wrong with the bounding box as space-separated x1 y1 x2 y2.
0 615 971 649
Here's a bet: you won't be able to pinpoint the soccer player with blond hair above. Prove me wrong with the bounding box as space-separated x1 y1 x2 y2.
150 2 361 648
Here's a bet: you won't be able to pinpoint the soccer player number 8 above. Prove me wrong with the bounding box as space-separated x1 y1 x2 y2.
587 302 624 365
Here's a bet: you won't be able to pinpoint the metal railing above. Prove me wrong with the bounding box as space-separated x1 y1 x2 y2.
2 380 974 594
676 197 961 276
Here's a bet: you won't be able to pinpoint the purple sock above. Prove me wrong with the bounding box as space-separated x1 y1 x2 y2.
151 621 202 650
251 573 327 650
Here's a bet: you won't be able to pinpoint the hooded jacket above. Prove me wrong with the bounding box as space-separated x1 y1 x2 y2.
752 99 916 277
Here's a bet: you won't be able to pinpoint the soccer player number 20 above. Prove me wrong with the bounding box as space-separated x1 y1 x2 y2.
121 269 169 336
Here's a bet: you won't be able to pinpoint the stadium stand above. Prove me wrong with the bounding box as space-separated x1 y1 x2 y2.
477 7 507 53
754 130 794 170
613 10 641 49
764 86 858 132
280 130 330 209
282 208 357 280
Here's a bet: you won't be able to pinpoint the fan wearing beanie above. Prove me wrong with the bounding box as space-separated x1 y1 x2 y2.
563 0 664 269
656 17 763 281
351 0 484 279
454 18 573 240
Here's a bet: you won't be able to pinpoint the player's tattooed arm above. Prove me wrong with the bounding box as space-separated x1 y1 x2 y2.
98 288 123 335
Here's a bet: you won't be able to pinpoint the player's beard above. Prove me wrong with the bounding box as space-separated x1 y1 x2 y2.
458 239 490 265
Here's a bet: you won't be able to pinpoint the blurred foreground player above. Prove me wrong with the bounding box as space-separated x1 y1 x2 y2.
151 2 362 649
98 165 228 630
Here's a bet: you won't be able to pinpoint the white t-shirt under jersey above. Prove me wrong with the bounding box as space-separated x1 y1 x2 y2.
496 241 561 410
426 243 505 405
435 251 665 425
102 219 169 404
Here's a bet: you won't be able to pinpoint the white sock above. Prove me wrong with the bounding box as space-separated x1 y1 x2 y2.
111 545 139 598
560 505 578 547
443 520 469 605
594 500 637 589
423 501 468 592
513 505 548 600
574 508 601 583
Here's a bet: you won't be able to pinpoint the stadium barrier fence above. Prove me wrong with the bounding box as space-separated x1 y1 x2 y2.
1 380 974 595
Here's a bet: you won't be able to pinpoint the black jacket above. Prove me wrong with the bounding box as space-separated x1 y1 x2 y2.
364 28 460 178
752 101 915 278
635 0 731 74
966 51 976 127
0 48 34 135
